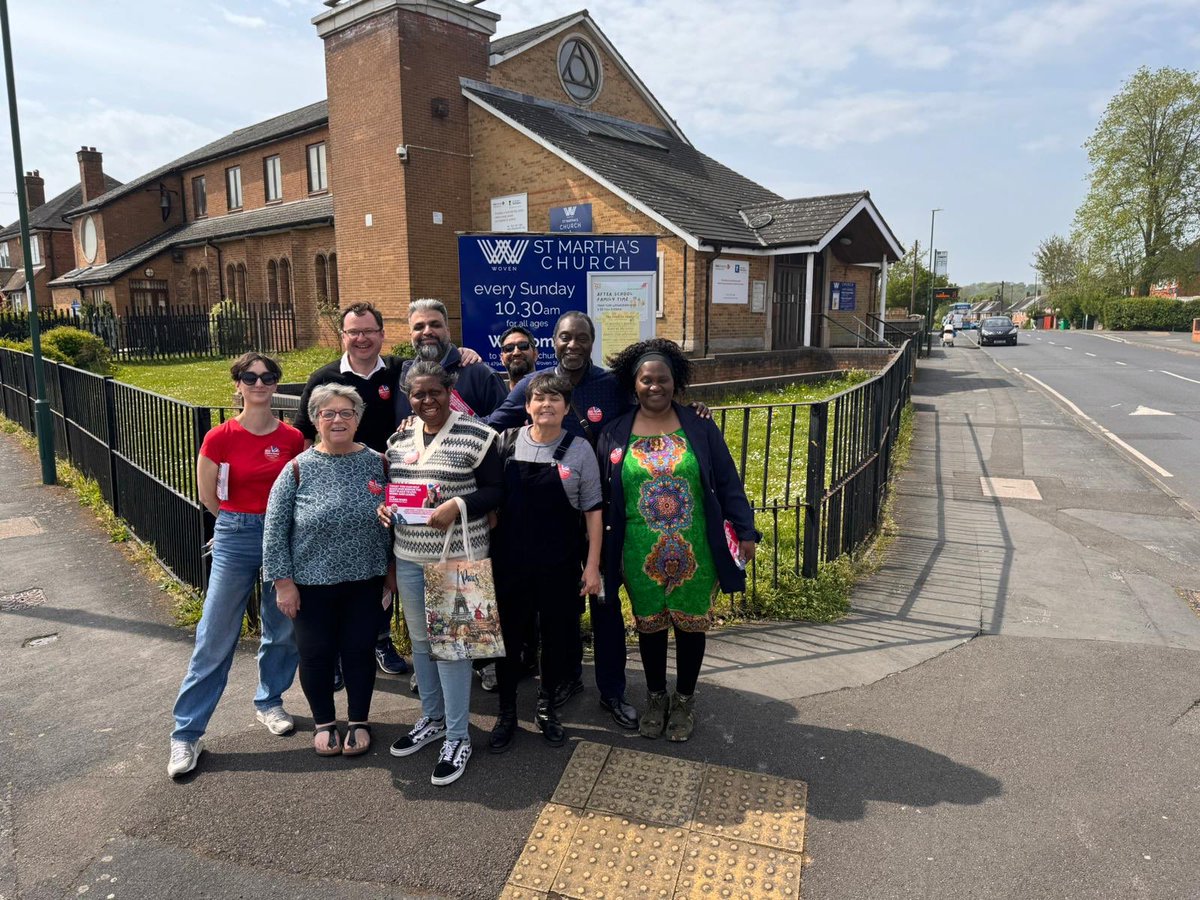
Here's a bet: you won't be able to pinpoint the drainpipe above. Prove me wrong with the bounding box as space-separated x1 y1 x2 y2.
680 244 688 349
703 243 722 358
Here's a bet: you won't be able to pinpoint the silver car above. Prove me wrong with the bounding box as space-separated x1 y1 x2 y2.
980 316 1017 346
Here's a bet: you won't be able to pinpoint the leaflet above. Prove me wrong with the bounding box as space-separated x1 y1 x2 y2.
386 482 436 525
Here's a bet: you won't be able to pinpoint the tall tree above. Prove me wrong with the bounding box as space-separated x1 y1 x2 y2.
1073 66 1200 295
1032 235 1081 295
886 239 948 314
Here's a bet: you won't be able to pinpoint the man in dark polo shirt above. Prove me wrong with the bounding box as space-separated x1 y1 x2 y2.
497 324 539 389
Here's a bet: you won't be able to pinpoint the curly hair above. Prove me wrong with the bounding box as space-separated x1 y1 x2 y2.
608 338 692 399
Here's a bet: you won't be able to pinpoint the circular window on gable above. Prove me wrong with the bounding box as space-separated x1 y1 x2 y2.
81 215 98 264
558 35 602 105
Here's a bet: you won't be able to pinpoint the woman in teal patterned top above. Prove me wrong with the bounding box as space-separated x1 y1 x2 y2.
263 383 393 758
597 340 758 743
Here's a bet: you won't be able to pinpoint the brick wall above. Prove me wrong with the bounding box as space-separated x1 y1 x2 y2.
489 29 668 130
75 175 185 268
823 259 880 347
690 252 770 353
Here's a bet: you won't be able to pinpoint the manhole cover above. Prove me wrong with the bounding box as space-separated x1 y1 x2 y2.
23 632 58 648
1 588 46 611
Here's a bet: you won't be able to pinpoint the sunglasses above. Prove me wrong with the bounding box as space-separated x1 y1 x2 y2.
500 340 533 353
237 372 280 386
318 408 358 421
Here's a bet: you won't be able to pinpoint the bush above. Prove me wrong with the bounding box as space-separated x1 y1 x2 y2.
1102 297 1200 330
209 299 252 356
33 328 106 371
389 341 416 360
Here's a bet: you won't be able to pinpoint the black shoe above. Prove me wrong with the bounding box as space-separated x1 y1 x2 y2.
374 637 409 675
333 659 345 693
600 695 639 730
552 678 584 710
535 695 565 746
489 708 518 754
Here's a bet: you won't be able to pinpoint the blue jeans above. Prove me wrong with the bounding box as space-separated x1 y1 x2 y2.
172 511 299 743
396 558 472 741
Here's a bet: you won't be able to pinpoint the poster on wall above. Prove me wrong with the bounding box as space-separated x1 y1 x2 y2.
751 280 766 313
712 258 750 304
458 235 658 374
830 280 856 311
490 193 528 233
550 203 593 233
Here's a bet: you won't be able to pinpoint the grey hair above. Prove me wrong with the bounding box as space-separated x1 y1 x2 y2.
408 298 448 321
401 360 457 394
308 383 365 423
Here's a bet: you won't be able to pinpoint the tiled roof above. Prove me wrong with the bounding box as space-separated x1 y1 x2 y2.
489 10 584 57
0 176 122 239
68 100 328 217
1 265 42 294
740 193 868 247
462 81 782 247
50 195 334 287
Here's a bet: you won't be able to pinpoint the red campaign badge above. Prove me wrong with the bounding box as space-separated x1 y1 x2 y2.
378 385 391 400
263 445 280 461
557 464 571 480
610 447 623 465
587 406 603 423
367 479 383 495
403 450 419 464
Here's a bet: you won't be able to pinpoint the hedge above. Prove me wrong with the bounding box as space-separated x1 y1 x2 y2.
1102 297 1200 331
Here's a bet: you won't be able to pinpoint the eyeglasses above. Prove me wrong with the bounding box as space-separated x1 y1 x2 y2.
342 328 382 338
500 340 532 353
317 409 358 421
237 372 280 386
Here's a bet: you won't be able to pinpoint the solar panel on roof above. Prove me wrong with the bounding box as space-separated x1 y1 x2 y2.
557 111 667 150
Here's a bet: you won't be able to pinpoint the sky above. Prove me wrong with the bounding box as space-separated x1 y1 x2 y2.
0 0 1196 285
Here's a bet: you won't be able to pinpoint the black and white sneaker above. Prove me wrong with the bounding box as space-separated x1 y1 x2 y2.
431 738 472 786
389 716 446 757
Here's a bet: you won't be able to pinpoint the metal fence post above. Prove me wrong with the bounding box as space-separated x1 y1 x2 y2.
192 405 213 593
802 401 828 578
102 376 121 518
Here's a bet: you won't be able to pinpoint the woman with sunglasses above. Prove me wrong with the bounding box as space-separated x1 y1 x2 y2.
168 352 305 778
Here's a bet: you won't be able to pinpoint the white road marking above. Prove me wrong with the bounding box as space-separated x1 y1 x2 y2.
1086 352 1097 357
1098 335 1127 344
1115 361 1127 366
1049 341 1057 345
1161 370 1200 386
1022 373 1173 478
1064 346 1072 350
1130 406 1174 416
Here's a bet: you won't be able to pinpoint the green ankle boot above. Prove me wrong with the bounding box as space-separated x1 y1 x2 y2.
666 691 695 742
639 690 669 738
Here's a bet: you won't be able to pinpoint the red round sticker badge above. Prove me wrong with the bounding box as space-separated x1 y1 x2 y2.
367 479 383 495
263 445 280 461
610 447 623 464
587 406 603 423
377 385 392 400
557 464 571 480
403 450 419 464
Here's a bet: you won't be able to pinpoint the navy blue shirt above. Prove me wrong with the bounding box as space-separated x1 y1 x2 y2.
395 345 508 421
486 363 633 444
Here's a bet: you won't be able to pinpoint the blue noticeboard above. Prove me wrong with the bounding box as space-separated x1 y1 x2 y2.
830 280 856 311
459 234 658 374
549 203 593 233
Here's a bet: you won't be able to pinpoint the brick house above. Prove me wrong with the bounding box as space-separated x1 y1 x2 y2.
0 170 121 310
45 0 902 356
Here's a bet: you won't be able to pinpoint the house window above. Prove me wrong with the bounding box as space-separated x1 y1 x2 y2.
328 252 339 306
267 259 278 303
236 263 247 302
278 258 291 305
307 143 327 193
192 267 210 304
80 216 98 263
557 35 602 105
0 242 9 267
315 253 328 304
192 175 207 218
29 234 41 266
226 166 243 210
226 263 237 301
264 155 282 202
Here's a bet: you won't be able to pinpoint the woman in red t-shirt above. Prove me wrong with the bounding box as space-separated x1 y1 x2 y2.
167 351 306 778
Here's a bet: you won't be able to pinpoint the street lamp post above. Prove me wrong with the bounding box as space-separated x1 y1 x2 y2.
925 208 942 345
0 0 54 484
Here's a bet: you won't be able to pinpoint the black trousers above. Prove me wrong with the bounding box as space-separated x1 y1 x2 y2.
496 564 583 709
294 577 383 724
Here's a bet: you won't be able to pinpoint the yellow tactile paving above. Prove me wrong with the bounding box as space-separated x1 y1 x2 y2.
507 741 808 899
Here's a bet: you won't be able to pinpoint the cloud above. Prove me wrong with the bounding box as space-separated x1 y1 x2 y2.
219 7 267 28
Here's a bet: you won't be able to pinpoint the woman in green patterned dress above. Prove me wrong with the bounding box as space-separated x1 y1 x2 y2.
596 339 759 742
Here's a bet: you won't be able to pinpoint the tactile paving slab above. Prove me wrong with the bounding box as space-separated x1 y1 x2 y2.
553 810 687 899
498 885 547 899
675 832 803 898
551 741 611 808
508 803 582 893
0 516 43 540
587 746 704 827
691 768 807 853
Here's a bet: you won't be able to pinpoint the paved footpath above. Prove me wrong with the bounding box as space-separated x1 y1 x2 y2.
2 338 1199 898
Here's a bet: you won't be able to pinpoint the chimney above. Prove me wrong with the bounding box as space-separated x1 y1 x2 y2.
23 170 44 210
77 146 105 203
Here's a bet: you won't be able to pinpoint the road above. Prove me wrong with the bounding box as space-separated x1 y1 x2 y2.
966 328 1200 513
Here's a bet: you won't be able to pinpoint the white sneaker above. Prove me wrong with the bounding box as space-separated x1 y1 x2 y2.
255 706 295 736
431 738 472 786
168 738 204 778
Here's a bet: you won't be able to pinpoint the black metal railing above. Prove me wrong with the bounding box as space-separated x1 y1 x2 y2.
0 304 297 362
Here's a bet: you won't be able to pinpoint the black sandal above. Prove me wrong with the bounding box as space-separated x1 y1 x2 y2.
314 723 341 757
342 722 371 757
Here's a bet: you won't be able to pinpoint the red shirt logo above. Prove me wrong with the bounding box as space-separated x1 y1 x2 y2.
263 445 280 461
378 385 392 400
610 447 623 464
367 479 383 495
557 464 571 480
587 406 603 423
